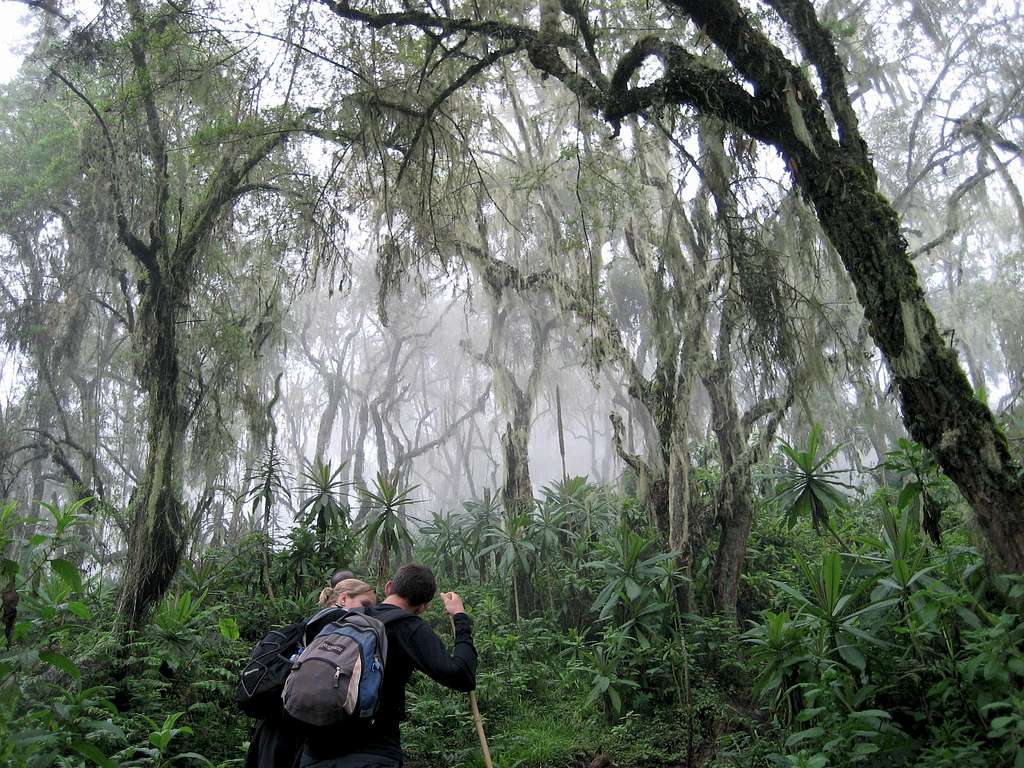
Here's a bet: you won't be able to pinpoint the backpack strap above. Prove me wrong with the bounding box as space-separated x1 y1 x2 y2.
303 606 346 645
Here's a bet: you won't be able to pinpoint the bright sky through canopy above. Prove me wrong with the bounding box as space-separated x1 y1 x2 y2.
0 3 32 83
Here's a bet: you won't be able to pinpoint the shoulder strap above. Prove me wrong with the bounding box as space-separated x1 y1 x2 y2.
306 606 346 625
303 606 347 644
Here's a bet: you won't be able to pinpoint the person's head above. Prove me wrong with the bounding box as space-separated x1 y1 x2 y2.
330 569 355 587
330 578 377 609
384 564 436 614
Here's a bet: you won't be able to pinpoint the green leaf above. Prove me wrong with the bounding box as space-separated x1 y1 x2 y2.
850 709 891 720
837 642 866 672
40 650 81 679
852 742 879 756
51 559 82 593
897 482 922 511
66 601 93 620
218 616 240 641
607 686 622 713
167 752 214 766
989 715 1014 731
624 578 642 601
785 726 824 747
70 740 116 768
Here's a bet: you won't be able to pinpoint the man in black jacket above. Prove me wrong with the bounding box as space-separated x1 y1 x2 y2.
300 564 477 768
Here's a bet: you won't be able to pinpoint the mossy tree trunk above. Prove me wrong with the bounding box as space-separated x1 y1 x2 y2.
703 301 791 616
665 0 1024 571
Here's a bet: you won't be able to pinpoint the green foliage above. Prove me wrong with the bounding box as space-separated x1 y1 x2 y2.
114 711 212 767
742 494 1024 768
771 424 855 547
359 470 419 586
241 444 291 527
882 438 959 545
585 524 673 627
2 439 1018 768
295 459 351 549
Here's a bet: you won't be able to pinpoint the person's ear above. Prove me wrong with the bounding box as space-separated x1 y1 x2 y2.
384 579 395 596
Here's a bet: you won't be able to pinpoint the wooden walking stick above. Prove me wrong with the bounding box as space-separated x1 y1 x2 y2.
449 612 494 768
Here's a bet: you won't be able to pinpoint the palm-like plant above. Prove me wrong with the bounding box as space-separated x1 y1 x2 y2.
459 489 502 583
419 510 461 579
570 642 640 723
585 524 674 633
242 442 292 533
529 502 574 560
540 476 613 543
771 423 855 551
359 471 419 587
742 610 811 724
481 507 536 621
771 551 897 673
241 442 290 599
529 501 575 617
296 459 351 553
280 525 319 598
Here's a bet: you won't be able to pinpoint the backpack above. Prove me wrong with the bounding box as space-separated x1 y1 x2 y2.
281 608 407 728
236 607 344 719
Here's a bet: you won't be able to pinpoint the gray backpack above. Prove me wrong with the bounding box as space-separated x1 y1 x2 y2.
281 608 405 727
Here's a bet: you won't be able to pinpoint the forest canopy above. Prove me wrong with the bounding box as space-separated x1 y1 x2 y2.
0 0 1023 766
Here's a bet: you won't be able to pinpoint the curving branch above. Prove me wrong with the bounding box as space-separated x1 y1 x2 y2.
760 0 866 158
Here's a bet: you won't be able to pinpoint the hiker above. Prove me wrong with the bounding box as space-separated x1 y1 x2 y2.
299 563 477 768
331 569 356 587
318 576 371 608
244 579 379 768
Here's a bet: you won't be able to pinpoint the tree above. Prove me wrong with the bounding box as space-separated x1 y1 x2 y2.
43 0 316 635
322 0 1024 572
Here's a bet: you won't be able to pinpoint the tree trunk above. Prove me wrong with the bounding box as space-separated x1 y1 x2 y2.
671 0 1024 571
352 399 370 523
806 151 1024 570
115 291 186 638
501 413 533 517
314 381 343 465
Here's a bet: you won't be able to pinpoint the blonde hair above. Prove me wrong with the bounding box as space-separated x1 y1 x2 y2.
318 578 375 608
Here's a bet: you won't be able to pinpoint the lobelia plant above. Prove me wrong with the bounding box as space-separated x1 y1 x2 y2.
481 507 536 622
770 424 856 551
771 551 898 676
295 458 351 553
358 470 419 588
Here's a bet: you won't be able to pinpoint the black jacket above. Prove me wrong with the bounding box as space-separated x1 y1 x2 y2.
300 603 476 766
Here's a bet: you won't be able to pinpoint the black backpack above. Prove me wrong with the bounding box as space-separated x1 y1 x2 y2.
236 608 343 719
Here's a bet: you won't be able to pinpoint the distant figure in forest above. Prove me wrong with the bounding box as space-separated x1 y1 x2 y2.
245 579 378 768
299 563 477 768
331 569 355 586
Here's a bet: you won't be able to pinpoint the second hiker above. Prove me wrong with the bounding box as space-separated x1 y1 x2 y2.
299 563 477 768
